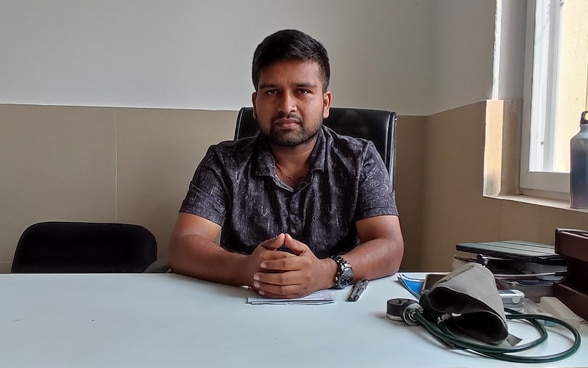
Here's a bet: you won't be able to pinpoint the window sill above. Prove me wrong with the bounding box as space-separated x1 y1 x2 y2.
486 194 588 213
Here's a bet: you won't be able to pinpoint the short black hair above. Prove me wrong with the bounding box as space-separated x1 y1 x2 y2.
252 29 330 91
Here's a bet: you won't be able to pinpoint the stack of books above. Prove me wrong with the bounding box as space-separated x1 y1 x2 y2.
453 240 566 302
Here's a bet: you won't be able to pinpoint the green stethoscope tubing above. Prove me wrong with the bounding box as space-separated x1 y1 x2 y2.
408 308 581 363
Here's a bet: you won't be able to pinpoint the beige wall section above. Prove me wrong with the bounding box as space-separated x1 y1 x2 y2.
418 101 588 272
0 105 118 272
115 108 236 261
420 102 502 271
2 102 588 273
0 105 237 272
394 115 426 271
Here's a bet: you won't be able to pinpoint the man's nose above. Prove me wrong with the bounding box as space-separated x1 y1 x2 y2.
278 91 296 113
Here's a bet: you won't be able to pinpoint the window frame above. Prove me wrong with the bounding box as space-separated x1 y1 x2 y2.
520 0 570 200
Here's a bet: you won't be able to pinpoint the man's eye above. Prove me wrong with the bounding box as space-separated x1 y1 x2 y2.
265 90 278 95
298 89 311 94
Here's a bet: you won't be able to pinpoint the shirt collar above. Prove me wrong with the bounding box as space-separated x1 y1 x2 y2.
253 126 328 177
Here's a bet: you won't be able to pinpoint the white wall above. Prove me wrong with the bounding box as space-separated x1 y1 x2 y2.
0 0 511 116
431 0 497 111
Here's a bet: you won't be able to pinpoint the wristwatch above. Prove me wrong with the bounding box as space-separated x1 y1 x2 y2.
330 255 354 289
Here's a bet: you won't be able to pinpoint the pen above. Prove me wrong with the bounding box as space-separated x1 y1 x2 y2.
347 279 369 302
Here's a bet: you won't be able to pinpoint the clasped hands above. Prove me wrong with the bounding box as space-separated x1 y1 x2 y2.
247 233 333 299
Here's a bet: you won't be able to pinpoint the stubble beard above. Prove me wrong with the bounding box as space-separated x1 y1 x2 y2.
267 114 322 147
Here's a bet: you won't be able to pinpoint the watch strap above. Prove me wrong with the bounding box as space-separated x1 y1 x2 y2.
330 255 353 289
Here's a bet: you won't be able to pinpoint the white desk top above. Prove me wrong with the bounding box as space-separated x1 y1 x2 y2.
0 273 585 368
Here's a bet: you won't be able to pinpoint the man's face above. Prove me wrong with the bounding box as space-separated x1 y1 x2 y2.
252 60 331 147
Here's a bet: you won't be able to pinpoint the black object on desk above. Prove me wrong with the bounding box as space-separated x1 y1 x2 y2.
456 240 566 265
455 239 567 302
347 279 369 302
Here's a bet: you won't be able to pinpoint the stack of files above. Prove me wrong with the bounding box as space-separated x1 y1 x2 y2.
455 240 566 302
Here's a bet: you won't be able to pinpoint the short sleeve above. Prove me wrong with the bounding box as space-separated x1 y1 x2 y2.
180 146 228 226
355 142 398 219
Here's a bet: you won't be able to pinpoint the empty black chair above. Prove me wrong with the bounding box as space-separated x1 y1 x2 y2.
11 221 157 273
234 107 397 186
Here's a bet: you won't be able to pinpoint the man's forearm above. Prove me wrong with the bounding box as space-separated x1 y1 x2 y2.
343 238 403 282
344 215 404 282
169 234 251 287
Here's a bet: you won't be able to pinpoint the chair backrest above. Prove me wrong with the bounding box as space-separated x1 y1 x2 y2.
11 221 157 273
234 107 397 186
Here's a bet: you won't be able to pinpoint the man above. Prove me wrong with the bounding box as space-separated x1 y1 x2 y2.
169 29 404 298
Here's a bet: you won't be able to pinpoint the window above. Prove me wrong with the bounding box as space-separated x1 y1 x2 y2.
520 0 588 200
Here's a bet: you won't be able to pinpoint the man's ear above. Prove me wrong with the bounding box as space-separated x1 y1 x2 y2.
322 90 332 118
251 92 257 119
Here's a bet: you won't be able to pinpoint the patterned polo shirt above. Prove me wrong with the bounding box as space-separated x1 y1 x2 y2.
180 125 398 259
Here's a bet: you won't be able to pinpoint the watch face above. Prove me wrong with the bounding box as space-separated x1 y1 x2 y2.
332 255 354 288
339 266 354 287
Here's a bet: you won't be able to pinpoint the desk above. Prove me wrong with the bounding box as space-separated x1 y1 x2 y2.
1 273 585 368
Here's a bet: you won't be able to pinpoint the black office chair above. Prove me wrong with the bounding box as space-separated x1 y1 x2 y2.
11 221 158 273
234 107 397 186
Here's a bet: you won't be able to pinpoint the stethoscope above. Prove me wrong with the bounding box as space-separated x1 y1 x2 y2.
386 297 581 363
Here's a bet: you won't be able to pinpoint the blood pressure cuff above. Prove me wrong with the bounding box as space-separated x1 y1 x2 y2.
419 262 508 344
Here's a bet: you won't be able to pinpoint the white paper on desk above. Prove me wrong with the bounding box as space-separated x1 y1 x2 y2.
247 289 334 305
